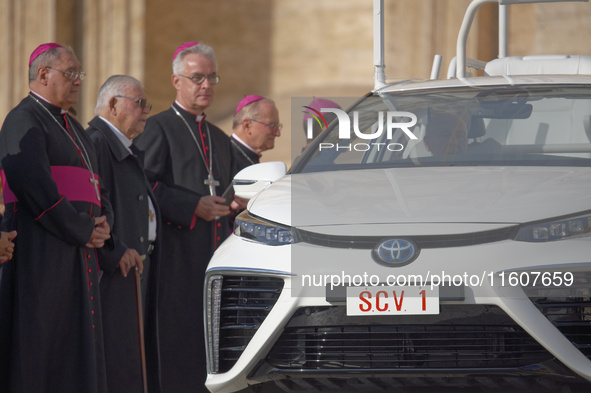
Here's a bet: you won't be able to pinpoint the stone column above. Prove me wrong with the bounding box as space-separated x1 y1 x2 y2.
0 0 56 119
0 0 145 125
81 0 145 122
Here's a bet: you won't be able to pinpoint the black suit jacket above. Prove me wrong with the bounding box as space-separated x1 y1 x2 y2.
86 116 162 393
87 116 160 272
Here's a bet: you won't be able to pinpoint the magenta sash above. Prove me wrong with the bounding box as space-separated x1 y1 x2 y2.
1 166 101 207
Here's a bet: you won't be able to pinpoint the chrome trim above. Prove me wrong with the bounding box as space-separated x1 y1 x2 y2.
206 267 295 277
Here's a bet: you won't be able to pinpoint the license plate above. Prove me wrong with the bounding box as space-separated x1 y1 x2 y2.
346 285 440 316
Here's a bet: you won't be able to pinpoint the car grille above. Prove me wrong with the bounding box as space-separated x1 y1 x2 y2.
524 270 591 360
533 297 591 359
218 276 284 373
266 305 552 370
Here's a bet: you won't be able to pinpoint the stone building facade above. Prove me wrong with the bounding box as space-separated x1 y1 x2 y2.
1 0 590 164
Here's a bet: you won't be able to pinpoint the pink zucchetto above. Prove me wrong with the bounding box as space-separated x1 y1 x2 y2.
29 43 63 67
303 98 341 122
234 95 265 115
172 41 199 63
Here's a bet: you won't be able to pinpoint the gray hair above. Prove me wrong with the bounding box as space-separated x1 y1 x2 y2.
232 98 275 129
28 46 75 82
94 75 143 115
172 42 218 75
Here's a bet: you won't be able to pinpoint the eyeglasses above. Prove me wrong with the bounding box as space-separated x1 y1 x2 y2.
46 66 86 81
251 119 283 131
178 74 221 85
115 96 153 111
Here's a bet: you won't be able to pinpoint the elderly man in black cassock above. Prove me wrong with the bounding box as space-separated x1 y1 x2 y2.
231 94 281 171
0 43 111 393
87 75 161 393
134 42 243 393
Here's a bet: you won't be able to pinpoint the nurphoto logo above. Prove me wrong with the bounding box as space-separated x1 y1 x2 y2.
303 106 419 152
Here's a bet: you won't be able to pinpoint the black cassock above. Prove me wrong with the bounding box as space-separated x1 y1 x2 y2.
134 103 236 393
0 94 108 393
0 219 12 390
87 116 162 393
230 135 261 172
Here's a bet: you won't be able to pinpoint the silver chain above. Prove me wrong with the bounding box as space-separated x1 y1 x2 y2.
171 105 214 175
231 138 256 165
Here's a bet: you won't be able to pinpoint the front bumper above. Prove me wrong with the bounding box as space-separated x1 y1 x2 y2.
205 234 591 392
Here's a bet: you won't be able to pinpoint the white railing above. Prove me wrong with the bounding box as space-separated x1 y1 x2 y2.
455 0 588 78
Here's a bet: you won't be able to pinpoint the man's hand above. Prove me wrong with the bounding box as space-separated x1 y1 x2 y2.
230 195 248 212
0 230 17 263
194 195 231 221
118 248 144 278
85 216 111 248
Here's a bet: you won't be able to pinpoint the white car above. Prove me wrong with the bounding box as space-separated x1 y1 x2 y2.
205 1 591 392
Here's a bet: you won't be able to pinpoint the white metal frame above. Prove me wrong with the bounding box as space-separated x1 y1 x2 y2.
373 0 387 90
454 0 587 78
371 0 588 88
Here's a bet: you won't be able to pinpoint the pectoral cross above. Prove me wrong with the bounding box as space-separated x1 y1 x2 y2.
204 173 220 196
148 208 155 222
90 176 101 201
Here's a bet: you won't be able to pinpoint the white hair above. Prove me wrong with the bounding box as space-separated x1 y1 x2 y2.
172 42 218 75
94 75 143 115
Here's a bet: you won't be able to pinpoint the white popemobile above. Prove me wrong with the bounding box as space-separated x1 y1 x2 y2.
205 0 591 392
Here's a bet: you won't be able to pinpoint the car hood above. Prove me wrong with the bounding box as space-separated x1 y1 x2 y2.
247 166 591 230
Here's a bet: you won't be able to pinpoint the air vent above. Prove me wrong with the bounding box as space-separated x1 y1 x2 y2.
267 305 551 370
218 276 284 373
533 297 591 359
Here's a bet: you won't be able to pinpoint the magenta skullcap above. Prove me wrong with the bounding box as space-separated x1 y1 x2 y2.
172 41 199 63
303 98 341 122
235 95 265 115
29 43 62 67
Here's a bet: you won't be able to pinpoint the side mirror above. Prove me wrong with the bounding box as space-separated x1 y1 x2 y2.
233 161 287 200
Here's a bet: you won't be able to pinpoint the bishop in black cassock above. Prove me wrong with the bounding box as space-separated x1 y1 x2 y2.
231 134 261 171
134 42 240 393
231 94 281 172
134 42 241 393
0 43 110 393
0 96 109 393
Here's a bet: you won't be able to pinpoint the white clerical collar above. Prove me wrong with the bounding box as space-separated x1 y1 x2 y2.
99 116 133 152
30 90 69 114
174 100 205 122
231 133 259 155
98 115 157 240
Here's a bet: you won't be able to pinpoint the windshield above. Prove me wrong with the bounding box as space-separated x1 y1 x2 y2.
293 85 591 173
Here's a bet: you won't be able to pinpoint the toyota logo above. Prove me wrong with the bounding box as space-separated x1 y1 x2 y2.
372 238 419 266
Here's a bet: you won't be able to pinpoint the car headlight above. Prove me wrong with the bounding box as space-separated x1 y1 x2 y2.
234 210 296 245
514 213 591 242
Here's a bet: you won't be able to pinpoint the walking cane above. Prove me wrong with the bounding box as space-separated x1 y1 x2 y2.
135 255 148 393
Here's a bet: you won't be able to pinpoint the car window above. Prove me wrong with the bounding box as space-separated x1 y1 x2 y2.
295 85 591 173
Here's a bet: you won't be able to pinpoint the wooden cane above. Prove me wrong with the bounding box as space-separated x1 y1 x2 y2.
135 255 148 393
